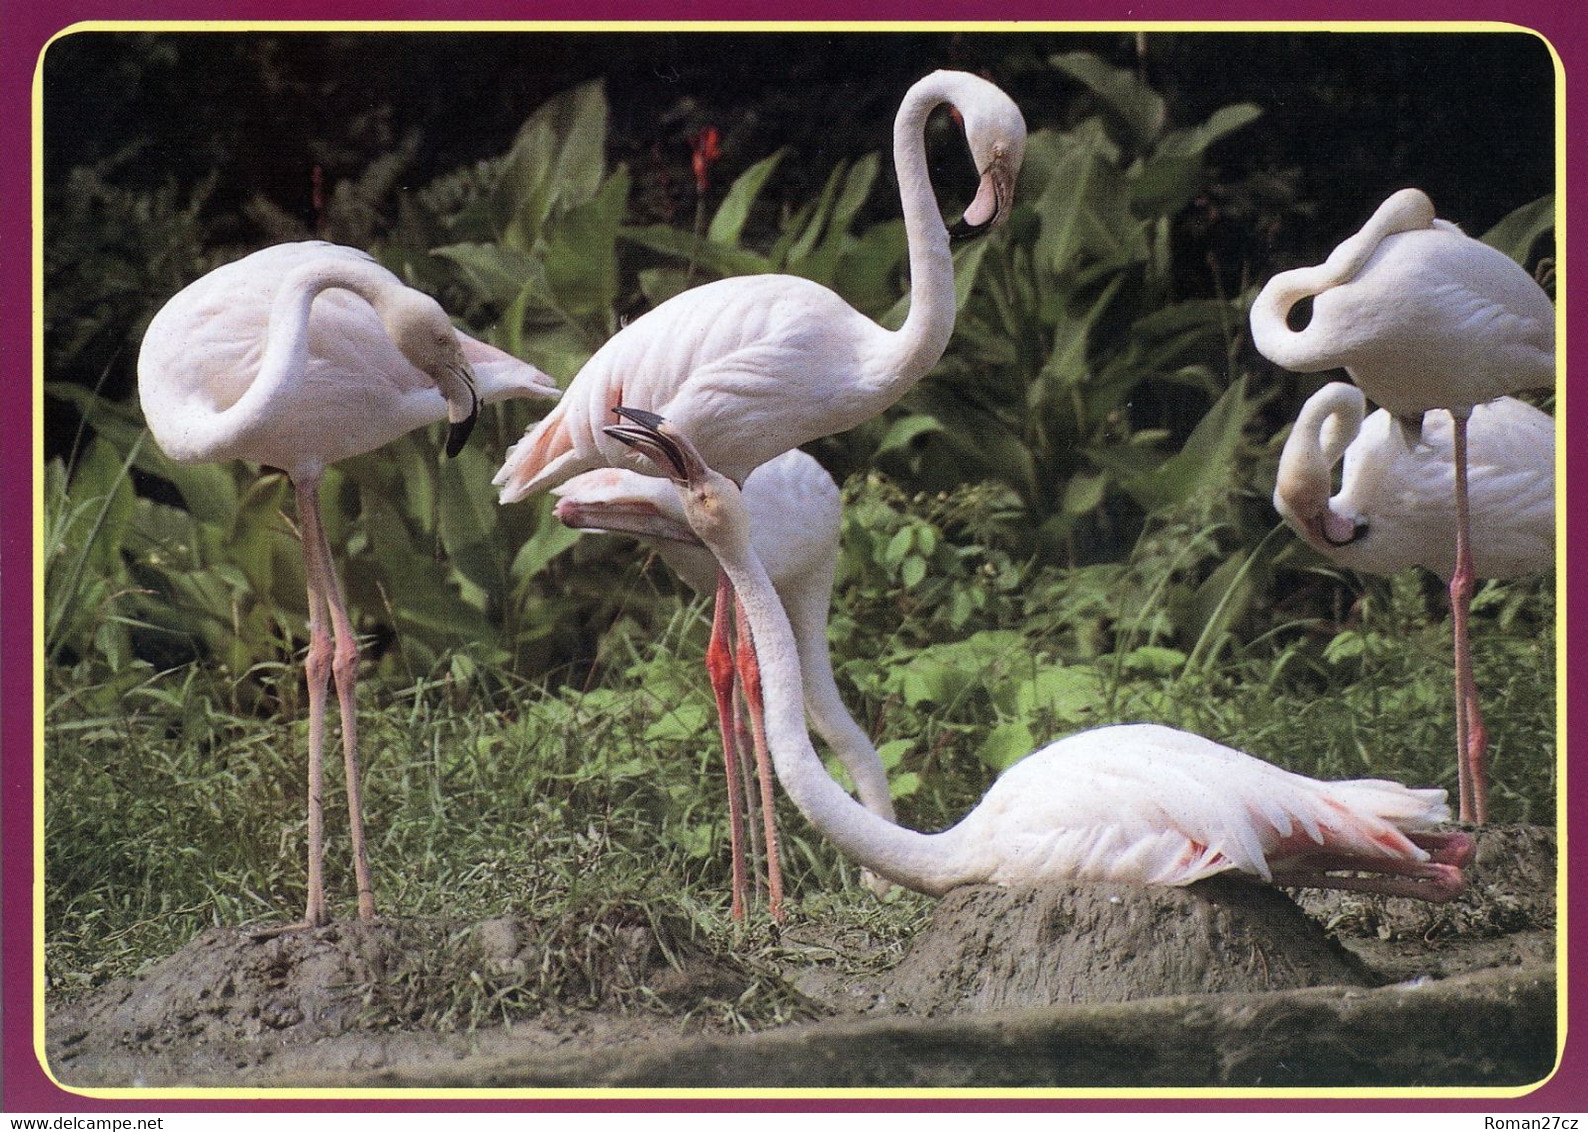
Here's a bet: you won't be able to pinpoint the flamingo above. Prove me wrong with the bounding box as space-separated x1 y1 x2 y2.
496 69 1025 918
1275 382 1554 579
137 240 560 931
600 410 1474 903
552 450 896 900
1250 188 1555 824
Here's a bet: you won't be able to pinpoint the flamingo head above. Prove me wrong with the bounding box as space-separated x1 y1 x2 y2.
945 72 1026 238
381 289 480 456
1274 382 1370 552
601 407 750 555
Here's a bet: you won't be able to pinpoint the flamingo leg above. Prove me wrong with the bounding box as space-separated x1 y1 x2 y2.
707 570 750 920
1281 850 1466 903
299 484 378 921
736 593 784 923
731 675 766 893
291 476 334 931
1449 410 1488 824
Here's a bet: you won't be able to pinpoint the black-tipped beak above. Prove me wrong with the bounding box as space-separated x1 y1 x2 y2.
445 397 479 458
444 364 480 458
604 406 688 480
949 153 1014 241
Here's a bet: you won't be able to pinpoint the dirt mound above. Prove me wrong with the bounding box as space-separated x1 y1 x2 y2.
46 910 760 1088
883 877 1371 1014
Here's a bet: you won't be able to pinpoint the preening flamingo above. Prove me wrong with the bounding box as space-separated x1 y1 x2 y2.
553 450 896 900
138 240 560 931
497 69 1025 918
1250 188 1555 824
602 410 1473 904
1275 382 1554 579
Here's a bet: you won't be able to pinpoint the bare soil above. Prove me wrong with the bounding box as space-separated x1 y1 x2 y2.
45 824 1557 1090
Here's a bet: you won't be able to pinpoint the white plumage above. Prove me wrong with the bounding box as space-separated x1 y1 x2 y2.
493 69 1026 502
1275 382 1554 580
602 414 1472 905
137 240 558 931
1252 188 1556 824
553 451 896 896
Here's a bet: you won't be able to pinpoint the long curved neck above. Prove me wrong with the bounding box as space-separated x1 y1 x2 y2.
1275 384 1364 535
1250 188 1436 372
780 572 896 822
205 259 410 469
870 73 962 392
716 520 966 896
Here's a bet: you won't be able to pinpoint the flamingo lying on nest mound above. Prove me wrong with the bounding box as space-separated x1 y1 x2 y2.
600 408 1473 904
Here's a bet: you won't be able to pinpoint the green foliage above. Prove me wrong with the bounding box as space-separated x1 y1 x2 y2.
44 49 1557 1018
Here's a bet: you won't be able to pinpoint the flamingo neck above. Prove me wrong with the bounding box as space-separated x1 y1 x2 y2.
873 73 961 391
712 518 966 896
780 572 897 822
1250 188 1437 373
255 259 401 399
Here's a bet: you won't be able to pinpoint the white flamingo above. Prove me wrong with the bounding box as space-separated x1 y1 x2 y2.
601 411 1473 903
497 69 1025 918
1275 382 1554 580
553 450 896 898
1250 188 1555 824
138 240 559 931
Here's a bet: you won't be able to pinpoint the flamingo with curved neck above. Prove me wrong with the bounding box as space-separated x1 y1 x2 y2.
139 241 559 931
553 451 896 898
1275 381 1554 580
603 410 1472 905
1251 187 1554 824
496 69 1024 918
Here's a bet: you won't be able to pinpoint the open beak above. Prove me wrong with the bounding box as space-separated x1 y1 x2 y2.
552 495 700 546
949 152 1015 240
603 406 692 482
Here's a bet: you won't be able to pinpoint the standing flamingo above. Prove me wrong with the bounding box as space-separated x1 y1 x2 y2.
138 240 560 931
600 411 1473 903
1250 188 1555 824
1275 382 1554 579
497 69 1025 918
552 450 896 900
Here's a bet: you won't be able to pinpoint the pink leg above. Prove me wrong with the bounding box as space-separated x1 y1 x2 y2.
284 476 334 931
707 571 750 921
1281 851 1467 903
735 594 784 923
299 486 377 921
1449 411 1488 824
1408 829 1476 867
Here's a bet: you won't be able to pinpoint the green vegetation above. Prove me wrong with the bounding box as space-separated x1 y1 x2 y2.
43 35 1556 1022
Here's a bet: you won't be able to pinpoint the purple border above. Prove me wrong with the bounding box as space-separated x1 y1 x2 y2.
3 0 1581 1114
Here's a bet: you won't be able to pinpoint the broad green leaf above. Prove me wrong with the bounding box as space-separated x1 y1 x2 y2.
978 720 1036 772
1480 194 1555 268
707 149 786 247
545 166 630 322
619 223 771 279
1049 52 1166 150
1124 376 1255 509
508 496 583 582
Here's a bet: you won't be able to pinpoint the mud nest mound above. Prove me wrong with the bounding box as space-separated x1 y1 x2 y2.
883 876 1373 1014
47 908 761 1086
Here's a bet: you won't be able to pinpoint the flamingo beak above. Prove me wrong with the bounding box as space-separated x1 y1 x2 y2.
949 152 1015 240
604 406 690 481
444 362 480 458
